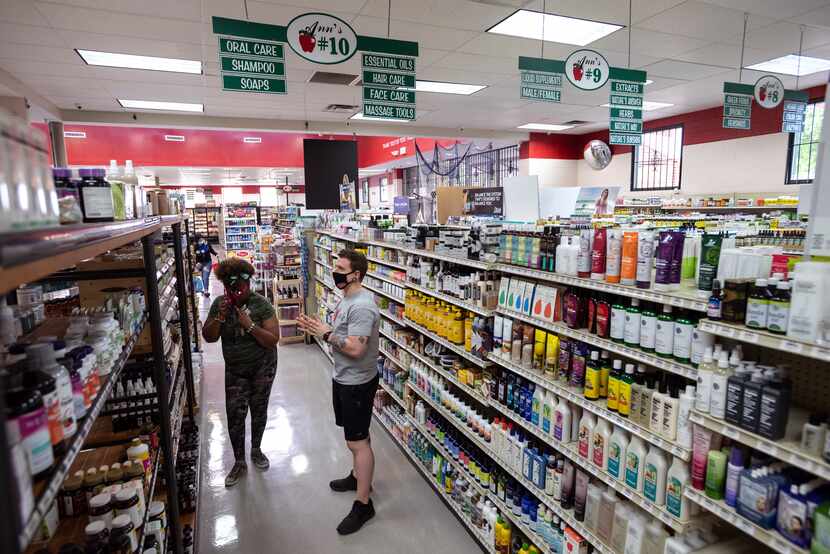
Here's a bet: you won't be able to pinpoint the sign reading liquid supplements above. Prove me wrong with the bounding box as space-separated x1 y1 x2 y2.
564 49 610 91
361 53 416 121
782 90 809 134
607 68 647 146
518 56 564 103
722 82 754 130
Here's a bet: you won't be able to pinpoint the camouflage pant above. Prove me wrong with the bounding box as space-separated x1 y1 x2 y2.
225 360 277 462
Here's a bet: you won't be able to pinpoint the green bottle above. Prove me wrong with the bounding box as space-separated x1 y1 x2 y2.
673 310 694 364
610 298 627 343
655 304 675 358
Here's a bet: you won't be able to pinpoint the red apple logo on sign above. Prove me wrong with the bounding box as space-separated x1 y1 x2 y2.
572 62 584 82
759 85 767 102
299 22 317 53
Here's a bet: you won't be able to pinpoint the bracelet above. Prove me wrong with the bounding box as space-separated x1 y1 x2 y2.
246 322 256 333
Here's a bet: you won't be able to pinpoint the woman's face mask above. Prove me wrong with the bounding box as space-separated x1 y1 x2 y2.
225 273 252 304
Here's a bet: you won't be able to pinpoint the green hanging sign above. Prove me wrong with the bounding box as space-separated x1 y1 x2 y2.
360 52 417 121
608 67 647 146
518 56 565 103
782 90 809 134
722 82 753 130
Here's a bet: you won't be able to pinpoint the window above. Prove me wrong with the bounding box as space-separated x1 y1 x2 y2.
631 125 684 191
786 101 824 184
379 176 389 202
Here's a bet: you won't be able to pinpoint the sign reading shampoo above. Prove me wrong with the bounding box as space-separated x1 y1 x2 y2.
286 12 357 64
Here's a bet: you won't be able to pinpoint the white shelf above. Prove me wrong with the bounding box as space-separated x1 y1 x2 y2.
407 281 494 317
380 310 408 328
403 246 493 270
495 263 707 312
367 255 408 271
689 410 830 481
698 319 830 362
662 205 797 211
367 270 407 288
377 377 407 411
497 307 698 380
685 488 807 554
315 257 332 271
406 319 491 368
487 353 692 461
364 281 406 303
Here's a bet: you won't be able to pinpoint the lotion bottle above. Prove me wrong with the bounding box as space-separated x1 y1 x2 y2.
625 436 647 492
608 427 629 481
676 385 696 449
643 445 668 505
591 419 611 471
695 347 715 413
578 412 596 459
709 351 730 420
661 384 679 441
553 397 572 443
666 457 691 522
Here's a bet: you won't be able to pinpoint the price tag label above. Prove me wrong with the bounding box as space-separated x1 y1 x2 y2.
722 426 740 440
767 444 778 457
782 340 804 353
723 327 737 338
735 517 755 536
738 330 759 343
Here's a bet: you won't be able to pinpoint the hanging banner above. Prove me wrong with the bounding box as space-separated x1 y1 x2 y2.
564 49 610 91
463 187 504 216
723 82 754 129
754 75 785 109
361 53 416 121
518 56 564 103
782 90 809 134
217 35 287 95
608 67 647 146
286 13 357 64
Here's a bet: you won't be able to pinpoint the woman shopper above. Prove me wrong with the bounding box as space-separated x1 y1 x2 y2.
202 258 280 487
195 234 219 297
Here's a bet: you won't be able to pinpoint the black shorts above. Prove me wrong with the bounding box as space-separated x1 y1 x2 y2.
332 375 379 442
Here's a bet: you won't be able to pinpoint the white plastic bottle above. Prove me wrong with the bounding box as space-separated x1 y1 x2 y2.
591 419 611 470
553 397 572 443
676 385 696 449
625 436 647 492
665 457 691 522
578 412 596 459
695 347 715 413
607 427 629 481
584 482 602 531
643 445 668 505
624 510 647 554
709 351 730 420
542 391 556 435
641 520 670 554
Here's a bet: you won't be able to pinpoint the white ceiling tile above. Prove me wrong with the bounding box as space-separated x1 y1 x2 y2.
59 30 203 60
350 15 479 52
631 0 687 24
458 33 573 60
642 59 733 80
0 1 51 26
674 42 776 69
697 0 829 19
644 75 692 91
742 21 830 53
790 4 830 27
0 22 67 47
360 0 514 32
246 0 369 15
35 0 203 22
638 1 774 42
432 51 518 76
0 43 80 64
591 28 709 58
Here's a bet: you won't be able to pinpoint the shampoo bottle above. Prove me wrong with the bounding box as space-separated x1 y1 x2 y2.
591 419 611 470
724 446 744 508
596 485 619 543
608 427 629 481
625 436 647 492
666 457 691 522
553 397 572 443
709 352 730 420
578 412 597 459
676 385 696 449
643 445 668 505
695 347 715 413
618 363 634 417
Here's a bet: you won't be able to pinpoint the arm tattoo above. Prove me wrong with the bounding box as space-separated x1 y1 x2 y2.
357 336 368 344
328 334 346 351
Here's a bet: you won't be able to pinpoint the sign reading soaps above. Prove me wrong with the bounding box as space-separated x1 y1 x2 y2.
564 49 609 91
607 67 646 146
782 90 809 134
722 82 753 130
361 52 416 121
518 56 564 103
286 12 357 64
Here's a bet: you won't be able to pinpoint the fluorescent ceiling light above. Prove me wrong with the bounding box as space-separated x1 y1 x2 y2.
118 99 204 112
412 80 486 95
745 54 830 76
76 49 201 74
487 9 622 46
518 123 574 131
645 79 654 85
164 135 185 142
600 101 673 111
243 137 262 143
63 131 86 138
350 112 411 123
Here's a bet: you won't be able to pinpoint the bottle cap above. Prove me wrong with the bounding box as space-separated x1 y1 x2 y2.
613 359 622 369
590 351 599 360
625 363 634 374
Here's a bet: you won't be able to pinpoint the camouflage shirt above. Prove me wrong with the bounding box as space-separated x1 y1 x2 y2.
208 292 277 377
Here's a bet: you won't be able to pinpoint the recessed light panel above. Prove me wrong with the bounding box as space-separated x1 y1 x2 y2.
518 123 575 131
350 112 411 123
119 100 204 112
746 54 830 76
487 9 622 46
77 49 202 74
414 80 487 95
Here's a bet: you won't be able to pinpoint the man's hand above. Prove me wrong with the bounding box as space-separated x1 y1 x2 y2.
297 314 332 337
237 307 254 331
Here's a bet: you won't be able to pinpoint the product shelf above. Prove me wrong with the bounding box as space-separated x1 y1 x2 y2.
314 242 332 252
406 281 494 317
684 488 807 554
380 310 409 328
497 308 698 380
487 494 555 554
372 411 496 554
405 319 492 368
18 316 147 549
495 263 707 313
399 338 491 407
366 270 407 288
364 281 406 303
313 335 334 364
377 376 407 411
366 255 408 271
403 247 494 270
698 319 830 362
315 257 332 271
487 353 692 461
689 410 830 481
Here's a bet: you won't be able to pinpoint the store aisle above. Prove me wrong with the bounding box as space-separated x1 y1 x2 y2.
194 287 481 553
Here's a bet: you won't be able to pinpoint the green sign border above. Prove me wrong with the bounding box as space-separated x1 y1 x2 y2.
784 90 809 102
609 132 642 145
723 117 751 130
518 56 565 74
521 71 563 87
361 53 416 73
363 86 415 104
218 37 284 60
609 94 643 107
609 107 642 119
723 82 754 95
222 74 286 94
362 70 415 88
220 56 285 77
610 80 644 95
609 67 647 83
610 121 643 133
723 105 750 118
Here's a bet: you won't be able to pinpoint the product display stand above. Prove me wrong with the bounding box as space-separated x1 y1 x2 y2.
274 277 305 344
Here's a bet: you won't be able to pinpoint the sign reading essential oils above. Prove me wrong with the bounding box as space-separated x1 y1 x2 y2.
607 67 647 146
754 75 785 109
782 90 809 134
722 82 754 130
361 53 416 121
564 49 610 91
286 13 357 64
518 56 564 103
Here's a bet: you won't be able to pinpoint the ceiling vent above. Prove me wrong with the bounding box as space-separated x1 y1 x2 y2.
563 120 590 126
308 71 359 85
325 104 360 113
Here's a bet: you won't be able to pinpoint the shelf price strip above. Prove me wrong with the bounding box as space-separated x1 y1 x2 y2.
608 68 647 146
362 53 416 121
518 56 564 103
722 82 753 130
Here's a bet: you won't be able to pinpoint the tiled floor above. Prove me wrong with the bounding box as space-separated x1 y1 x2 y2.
194 276 481 553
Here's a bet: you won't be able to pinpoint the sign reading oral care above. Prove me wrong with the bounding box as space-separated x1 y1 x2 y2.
754 75 785 109
564 49 610 91
286 12 357 64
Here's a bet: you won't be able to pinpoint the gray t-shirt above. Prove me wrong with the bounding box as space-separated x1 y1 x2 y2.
331 288 380 385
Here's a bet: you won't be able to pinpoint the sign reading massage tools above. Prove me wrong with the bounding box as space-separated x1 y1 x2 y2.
782 90 809 134
608 67 646 146
564 49 609 91
722 82 754 130
286 13 357 64
361 53 416 121
218 35 287 94
518 56 564 103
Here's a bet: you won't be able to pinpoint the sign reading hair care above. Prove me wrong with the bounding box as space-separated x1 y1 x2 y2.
723 82 753 130
607 67 646 146
518 56 564 103
754 75 785 109
286 13 357 64
463 187 503 216
782 90 809 134
564 49 609 91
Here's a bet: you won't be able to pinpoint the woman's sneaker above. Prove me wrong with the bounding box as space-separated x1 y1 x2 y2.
224 462 247 487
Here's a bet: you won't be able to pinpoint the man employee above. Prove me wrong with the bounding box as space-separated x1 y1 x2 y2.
298 249 380 535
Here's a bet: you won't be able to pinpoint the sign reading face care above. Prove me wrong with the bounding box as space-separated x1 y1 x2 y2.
564 49 609 91
754 75 785 109
286 12 357 64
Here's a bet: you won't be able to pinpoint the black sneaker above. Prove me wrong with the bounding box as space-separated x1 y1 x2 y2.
251 448 269 471
329 471 358 492
224 462 247 487
337 499 375 535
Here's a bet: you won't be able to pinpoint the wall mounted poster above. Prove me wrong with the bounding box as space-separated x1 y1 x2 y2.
339 176 356 212
463 187 503 216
